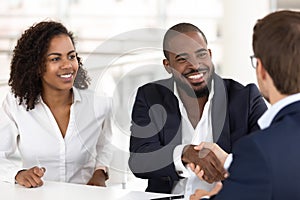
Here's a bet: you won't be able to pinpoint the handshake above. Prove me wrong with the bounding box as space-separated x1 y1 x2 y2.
181 142 229 183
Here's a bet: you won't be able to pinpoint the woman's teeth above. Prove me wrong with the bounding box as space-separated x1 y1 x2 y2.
60 74 72 78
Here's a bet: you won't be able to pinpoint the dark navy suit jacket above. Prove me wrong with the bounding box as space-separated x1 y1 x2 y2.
210 101 300 200
129 74 267 193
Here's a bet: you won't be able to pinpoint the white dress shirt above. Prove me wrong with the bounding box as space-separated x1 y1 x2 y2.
172 81 215 199
224 93 300 170
0 87 113 184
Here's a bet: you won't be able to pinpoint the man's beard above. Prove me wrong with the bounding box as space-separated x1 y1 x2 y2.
194 83 210 98
175 67 214 98
176 77 212 98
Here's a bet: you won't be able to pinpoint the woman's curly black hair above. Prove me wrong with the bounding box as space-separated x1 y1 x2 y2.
9 21 90 111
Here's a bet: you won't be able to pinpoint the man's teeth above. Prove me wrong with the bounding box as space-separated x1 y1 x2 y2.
60 74 72 78
188 73 204 80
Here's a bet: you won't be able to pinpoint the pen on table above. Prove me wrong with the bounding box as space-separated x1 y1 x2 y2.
150 194 185 200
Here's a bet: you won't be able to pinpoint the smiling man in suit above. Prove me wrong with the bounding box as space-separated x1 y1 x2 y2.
128 22 267 198
190 10 300 200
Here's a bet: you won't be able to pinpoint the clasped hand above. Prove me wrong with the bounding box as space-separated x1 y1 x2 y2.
182 144 228 183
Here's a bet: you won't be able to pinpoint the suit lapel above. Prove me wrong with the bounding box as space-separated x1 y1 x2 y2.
155 78 182 145
211 75 230 143
159 76 231 145
157 77 233 146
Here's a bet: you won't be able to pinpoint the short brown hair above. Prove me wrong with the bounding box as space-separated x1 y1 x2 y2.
253 10 300 94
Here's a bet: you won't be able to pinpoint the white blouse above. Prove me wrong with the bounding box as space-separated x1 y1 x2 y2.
0 88 113 184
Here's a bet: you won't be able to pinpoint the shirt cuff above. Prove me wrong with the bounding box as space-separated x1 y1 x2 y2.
201 196 210 199
0 158 23 184
95 166 109 180
223 153 233 170
95 166 108 174
173 144 190 177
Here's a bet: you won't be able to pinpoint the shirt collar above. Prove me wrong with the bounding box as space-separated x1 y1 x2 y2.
258 92 300 129
37 87 82 104
72 87 81 103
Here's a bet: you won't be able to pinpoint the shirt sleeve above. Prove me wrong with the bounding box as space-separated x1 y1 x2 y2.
223 153 233 170
173 144 190 177
0 95 21 183
95 98 113 172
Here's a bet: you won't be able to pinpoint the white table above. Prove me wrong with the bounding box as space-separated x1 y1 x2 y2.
0 181 183 200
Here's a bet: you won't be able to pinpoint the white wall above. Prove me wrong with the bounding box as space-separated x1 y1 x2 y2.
220 0 270 85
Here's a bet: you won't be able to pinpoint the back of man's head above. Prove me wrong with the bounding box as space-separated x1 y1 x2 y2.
253 10 300 94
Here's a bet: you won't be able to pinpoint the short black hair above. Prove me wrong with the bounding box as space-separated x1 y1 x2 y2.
163 22 208 60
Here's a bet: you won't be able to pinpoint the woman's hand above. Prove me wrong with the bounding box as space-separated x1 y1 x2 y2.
87 169 108 187
15 166 46 188
190 182 223 200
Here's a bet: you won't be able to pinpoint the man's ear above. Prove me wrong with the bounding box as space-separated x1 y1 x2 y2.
257 58 267 80
208 49 212 58
163 59 172 74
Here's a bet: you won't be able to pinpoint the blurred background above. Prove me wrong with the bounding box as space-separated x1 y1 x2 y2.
0 0 299 191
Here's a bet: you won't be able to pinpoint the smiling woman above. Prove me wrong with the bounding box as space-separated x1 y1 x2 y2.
0 21 113 189
44 35 78 88
9 21 90 111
